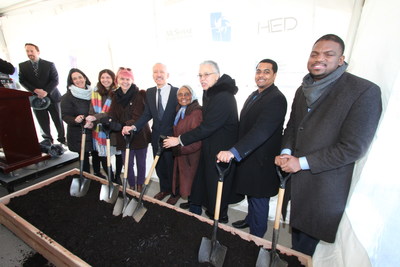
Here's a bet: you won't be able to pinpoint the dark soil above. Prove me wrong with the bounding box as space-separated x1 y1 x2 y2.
7 176 304 266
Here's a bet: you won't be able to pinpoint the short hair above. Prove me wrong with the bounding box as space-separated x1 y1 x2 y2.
67 68 91 88
25 43 40 52
96 69 116 96
178 84 197 102
200 60 220 74
257 59 278 73
314 34 345 55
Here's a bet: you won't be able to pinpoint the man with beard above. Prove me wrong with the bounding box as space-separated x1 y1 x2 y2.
275 34 382 256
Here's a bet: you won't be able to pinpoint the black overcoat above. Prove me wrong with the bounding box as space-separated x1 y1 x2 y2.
181 74 242 215
61 90 92 153
282 72 382 242
234 84 287 197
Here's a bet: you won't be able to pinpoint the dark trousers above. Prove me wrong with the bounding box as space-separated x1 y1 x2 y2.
291 227 320 256
245 196 270 238
91 150 107 174
152 145 174 193
33 102 65 143
81 152 91 173
121 148 147 187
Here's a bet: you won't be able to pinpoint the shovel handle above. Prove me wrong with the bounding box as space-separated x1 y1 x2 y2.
274 187 285 230
79 132 86 161
144 155 160 186
214 181 223 221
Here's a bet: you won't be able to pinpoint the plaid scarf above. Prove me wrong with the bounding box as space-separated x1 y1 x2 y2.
91 91 112 146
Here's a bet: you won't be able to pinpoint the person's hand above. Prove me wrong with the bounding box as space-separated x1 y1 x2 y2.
122 125 134 135
216 151 234 163
85 115 96 122
34 88 48 98
163 136 179 148
276 154 301 173
84 121 93 129
75 115 85 124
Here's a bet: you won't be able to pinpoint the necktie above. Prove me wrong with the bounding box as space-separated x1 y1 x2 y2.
32 62 39 78
157 88 164 119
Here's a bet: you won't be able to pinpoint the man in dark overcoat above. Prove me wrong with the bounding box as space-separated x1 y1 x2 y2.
19 43 65 144
217 59 287 237
275 34 382 256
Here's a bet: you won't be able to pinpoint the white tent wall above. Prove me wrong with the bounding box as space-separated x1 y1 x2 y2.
1 0 399 266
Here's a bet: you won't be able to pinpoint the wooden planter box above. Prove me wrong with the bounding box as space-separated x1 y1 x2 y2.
0 169 312 266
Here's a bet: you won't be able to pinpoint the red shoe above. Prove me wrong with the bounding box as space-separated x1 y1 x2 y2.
166 194 180 205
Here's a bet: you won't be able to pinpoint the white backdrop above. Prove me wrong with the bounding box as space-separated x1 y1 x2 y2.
1 0 399 266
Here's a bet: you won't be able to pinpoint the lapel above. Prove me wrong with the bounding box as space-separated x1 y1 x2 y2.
240 85 274 118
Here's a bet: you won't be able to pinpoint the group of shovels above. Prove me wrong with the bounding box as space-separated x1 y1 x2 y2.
69 118 159 222
68 118 292 267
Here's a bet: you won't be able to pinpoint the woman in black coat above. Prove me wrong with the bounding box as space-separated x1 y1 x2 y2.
61 68 93 173
164 61 242 223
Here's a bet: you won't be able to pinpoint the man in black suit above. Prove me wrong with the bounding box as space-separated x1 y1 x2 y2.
122 63 179 204
217 59 287 237
19 43 65 144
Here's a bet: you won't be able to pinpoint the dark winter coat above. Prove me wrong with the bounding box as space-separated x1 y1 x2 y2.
234 84 287 198
61 90 92 153
282 72 382 243
172 100 202 197
108 85 151 151
180 74 242 215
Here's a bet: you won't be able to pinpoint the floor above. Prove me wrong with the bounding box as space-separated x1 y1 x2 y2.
0 150 292 265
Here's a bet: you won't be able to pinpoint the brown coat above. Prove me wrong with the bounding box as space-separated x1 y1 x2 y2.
172 101 202 197
108 85 151 151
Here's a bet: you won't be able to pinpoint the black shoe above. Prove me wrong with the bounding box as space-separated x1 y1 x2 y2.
205 210 228 224
232 219 249 229
179 202 190 209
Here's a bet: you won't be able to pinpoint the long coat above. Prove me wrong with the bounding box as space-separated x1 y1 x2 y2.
234 84 287 198
172 100 202 197
61 90 92 153
282 72 382 242
181 74 242 215
108 85 151 151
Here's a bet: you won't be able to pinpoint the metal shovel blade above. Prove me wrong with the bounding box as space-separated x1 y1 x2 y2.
99 183 119 204
112 195 129 216
132 202 147 222
256 247 288 267
70 177 91 197
122 197 138 217
198 237 227 267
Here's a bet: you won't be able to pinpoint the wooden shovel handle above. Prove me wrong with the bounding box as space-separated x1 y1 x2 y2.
144 155 160 186
79 133 86 161
214 181 223 221
123 148 130 179
106 139 111 167
273 187 285 230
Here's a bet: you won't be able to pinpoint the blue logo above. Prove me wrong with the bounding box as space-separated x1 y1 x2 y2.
210 12 231 42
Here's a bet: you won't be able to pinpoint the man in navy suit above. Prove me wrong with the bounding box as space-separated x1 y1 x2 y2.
122 63 179 205
19 43 65 144
217 59 287 237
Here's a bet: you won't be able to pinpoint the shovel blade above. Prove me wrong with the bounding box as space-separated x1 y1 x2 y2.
112 197 124 216
99 184 118 204
256 248 288 267
122 198 138 217
132 203 147 223
70 177 91 197
198 237 227 267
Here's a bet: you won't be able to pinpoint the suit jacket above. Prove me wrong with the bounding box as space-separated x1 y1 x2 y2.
134 84 178 147
19 58 61 103
234 84 287 198
282 72 382 243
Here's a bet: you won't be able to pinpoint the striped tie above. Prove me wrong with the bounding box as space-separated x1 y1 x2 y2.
32 62 39 78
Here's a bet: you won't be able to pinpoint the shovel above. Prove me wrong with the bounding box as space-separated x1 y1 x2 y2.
112 131 134 216
99 123 119 203
129 135 166 222
255 166 292 267
198 160 232 267
70 123 91 197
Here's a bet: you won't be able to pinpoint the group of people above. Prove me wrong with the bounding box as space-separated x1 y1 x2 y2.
1 33 382 257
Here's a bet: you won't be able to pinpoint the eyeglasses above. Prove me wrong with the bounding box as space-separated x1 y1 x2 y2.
198 72 216 79
119 67 132 71
177 92 191 97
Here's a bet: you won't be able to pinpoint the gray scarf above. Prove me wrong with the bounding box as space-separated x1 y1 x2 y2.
302 62 348 107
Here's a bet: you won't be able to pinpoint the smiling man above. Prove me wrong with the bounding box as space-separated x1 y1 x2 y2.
216 59 287 237
275 34 382 256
